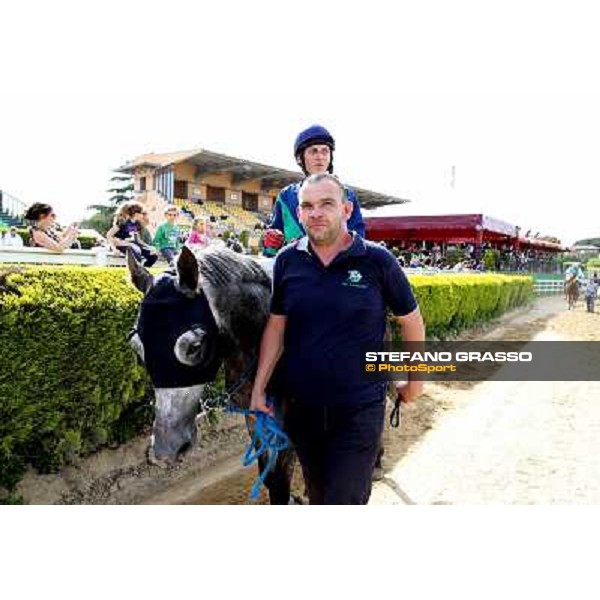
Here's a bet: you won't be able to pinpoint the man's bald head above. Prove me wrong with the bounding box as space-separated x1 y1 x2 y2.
298 173 346 203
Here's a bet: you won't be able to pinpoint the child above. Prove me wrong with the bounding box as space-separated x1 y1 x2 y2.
187 216 211 249
153 206 182 266
106 201 158 267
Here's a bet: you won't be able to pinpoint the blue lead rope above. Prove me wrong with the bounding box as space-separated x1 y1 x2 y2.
227 405 290 501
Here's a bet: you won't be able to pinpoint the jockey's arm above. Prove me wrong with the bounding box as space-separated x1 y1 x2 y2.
268 194 284 231
250 314 287 415
346 188 366 237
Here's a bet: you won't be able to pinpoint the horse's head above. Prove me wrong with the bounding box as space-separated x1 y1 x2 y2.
127 246 272 462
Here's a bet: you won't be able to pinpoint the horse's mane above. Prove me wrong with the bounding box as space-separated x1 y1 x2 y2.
191 248 272 349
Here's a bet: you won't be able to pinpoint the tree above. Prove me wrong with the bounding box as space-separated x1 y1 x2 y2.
575 237 600 247
81 173 134 235
106 175 134 205
482 248 500 271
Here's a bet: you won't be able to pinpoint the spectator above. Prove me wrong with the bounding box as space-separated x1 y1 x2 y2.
187 216 211 249
2 226 24 248
584 276 599 313
181 207 195 220
106 201 158 267
24 203 79 252
226 234 244 254
409 255 421 268
139 210 154 246
153 206 182 266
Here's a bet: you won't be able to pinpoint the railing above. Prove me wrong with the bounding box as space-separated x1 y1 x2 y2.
402 267 485 275
533 280 565 295
0 191 26 220
0 246 126 266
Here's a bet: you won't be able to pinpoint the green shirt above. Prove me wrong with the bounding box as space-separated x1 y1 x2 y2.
153 222 181 250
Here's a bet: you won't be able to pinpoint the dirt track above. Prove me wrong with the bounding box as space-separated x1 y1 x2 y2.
373 296 600 504
17 295 600 504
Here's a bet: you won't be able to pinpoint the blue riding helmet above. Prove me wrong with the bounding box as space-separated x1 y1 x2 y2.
294 125 335 174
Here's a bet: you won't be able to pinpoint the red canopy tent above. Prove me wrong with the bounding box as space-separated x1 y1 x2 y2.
365 213 516 246
364 213 566 254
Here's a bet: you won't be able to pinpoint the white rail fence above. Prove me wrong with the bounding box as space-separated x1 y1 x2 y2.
0 248 576 299
533 280 565 295
0 246 126 266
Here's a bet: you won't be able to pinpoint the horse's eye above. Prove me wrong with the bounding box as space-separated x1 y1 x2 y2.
174 327 208 366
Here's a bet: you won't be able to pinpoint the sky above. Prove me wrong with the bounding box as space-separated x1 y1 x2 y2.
2 1 600 246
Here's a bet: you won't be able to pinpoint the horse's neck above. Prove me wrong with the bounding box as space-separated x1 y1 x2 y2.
223 349 255 409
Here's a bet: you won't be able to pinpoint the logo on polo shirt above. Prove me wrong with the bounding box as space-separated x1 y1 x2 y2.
343 269 368 288
348 270 362 284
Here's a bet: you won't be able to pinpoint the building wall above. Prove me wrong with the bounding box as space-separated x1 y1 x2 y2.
259 194 273 212
134 168 155 193
200 173 232 188
173 163 196 182
227 189 242 206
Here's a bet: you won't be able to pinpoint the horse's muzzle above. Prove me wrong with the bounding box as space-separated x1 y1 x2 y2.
151 386 205 460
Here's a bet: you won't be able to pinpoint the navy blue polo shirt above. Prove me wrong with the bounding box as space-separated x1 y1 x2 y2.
271 234 418 406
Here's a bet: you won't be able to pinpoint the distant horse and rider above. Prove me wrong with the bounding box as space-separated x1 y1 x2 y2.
564 263 585 311
565 275 580 310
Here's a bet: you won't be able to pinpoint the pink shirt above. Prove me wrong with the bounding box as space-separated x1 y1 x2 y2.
187 231 209 247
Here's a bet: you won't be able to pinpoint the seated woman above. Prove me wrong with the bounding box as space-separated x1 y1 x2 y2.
25 203 79 252
106 201 158 267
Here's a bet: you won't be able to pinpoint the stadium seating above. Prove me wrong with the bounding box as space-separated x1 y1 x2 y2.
173 198 262 233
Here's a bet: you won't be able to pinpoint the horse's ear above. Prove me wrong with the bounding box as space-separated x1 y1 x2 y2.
177 246 199 293
127 248 154 295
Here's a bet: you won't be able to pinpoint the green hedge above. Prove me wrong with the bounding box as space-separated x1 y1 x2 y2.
408 274 532 338
0 267 149 490
0 267 532 492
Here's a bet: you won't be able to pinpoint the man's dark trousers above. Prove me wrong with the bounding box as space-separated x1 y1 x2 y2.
284 398 385 505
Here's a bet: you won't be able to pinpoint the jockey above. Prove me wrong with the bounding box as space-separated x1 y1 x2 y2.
262 125 365 257
565 263 585 283
564 262 585 298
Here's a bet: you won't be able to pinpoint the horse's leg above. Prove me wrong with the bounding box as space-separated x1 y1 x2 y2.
242 413 293 505
263 397 298 505
261 448 297 505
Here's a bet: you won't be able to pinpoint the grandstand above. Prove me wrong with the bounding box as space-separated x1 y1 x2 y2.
117 147 409 233
0 190 26 231
174 198 263 233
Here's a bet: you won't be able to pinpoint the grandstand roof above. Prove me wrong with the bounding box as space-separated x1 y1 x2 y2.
116 148 409 209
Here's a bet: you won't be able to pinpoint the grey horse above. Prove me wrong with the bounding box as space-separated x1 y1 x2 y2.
127 245 296 504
